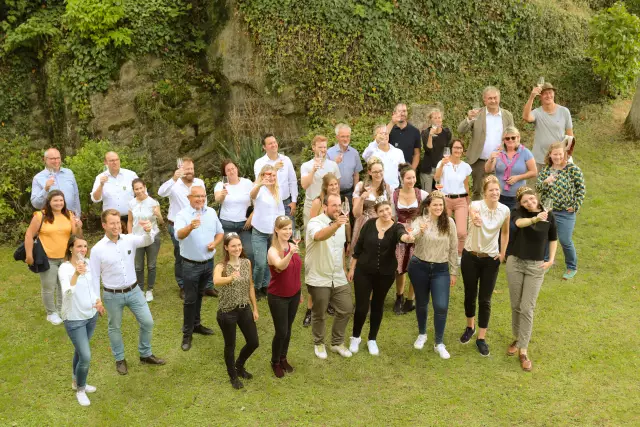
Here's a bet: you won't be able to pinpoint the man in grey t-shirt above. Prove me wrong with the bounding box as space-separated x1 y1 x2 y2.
522 82 574 170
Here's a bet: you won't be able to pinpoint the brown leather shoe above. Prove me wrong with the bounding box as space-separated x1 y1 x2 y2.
204 288 218 297
140 354 166 365
115 359 128 375
519 353 532 371
507 341 518 356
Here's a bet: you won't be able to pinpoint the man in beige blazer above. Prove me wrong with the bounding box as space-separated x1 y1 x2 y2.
458 86 514 200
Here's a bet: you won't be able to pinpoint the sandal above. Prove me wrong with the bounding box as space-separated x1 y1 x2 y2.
519 353 532 372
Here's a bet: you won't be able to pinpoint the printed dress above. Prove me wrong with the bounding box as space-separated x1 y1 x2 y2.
393 188 423 274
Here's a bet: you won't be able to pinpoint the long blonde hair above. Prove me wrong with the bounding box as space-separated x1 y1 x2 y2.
257 164 280 202
271 215 293 257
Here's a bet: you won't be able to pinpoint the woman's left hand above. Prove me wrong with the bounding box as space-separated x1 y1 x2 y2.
253 310 259 322
505 175 520 185
494 253 506 263
94 300 106 316
450 275 457 287
567 207 574 212
540 261 553 270
403 233 415 243
243 218 252 230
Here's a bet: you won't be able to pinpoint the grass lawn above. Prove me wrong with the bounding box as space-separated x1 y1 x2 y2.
1 101 639 426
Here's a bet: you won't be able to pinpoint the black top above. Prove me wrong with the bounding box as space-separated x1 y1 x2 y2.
390 123 421 164
420 127 452 174
511 207 558 261
353 218 407 275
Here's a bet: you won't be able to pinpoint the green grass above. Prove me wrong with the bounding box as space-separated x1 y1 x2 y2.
1 101 640 426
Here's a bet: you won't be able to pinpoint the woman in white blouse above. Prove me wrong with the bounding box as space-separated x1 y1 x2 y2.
250 164 285 299
58 235 105 407
459 175 510 357
215 160 255 266
127 178 163 302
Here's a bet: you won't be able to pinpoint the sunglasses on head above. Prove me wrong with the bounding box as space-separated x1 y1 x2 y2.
503 136 518 141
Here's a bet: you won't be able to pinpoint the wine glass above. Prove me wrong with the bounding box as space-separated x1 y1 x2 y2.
443 147 451 159
435 180 444 191
102 165 109 176
292 230 301 245
542 199 554 221
177 158 184 169
341 198 350 216
222 176 229 188
537 77 545 88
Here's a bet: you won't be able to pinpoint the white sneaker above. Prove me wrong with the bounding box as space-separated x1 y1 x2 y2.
349 336 361 354
330 344 352 358
434 343 451 359
47 313 63 325
145 291 154 302
367 340 379 356
414 334 427 350
314 344 328 360
76 391 90 406
72 382 96 393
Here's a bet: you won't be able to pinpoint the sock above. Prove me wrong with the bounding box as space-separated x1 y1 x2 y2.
477 338 485 342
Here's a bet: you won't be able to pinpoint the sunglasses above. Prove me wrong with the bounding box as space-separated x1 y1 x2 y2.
503 136 518 141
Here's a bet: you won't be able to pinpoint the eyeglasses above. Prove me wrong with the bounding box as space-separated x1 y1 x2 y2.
503 136 518 141
371 170 383 175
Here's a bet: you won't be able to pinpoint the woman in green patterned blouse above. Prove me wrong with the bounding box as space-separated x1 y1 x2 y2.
535 142 585 280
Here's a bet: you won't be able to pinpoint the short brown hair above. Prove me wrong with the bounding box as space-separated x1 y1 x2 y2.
220 159 238 177
101 209 120 223
311 135 328 147
181 157 194 165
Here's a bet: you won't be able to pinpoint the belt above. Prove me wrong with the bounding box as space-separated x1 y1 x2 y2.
468 251 490 258
182 257 212 265
219 303 250 313
445 193 468 199
104 283 138 293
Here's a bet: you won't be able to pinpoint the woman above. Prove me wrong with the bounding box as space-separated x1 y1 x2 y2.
484 127 537 210
250 164 285 299
58 235 105 406
267 216 302 377
127 178 163 302
420 108 452 191
506 187 558 371
214 159 254 266
350 156 392 257
347 201 414 356
460 175 510 357
434 139 472 261
392 164 429 314
407 191 458 359
536 142 585 280
25 190 81 325
213 233 259 390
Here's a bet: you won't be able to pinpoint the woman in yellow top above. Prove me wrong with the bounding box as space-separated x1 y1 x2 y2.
24 190 81 325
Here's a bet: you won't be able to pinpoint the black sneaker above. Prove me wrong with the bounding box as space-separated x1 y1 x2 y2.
235 365 253 380
476 339 490 357
393 295 404 315
302 309 312 327
326 304 336 316
460 327 476 344
230 377 244 390
402 299 415 313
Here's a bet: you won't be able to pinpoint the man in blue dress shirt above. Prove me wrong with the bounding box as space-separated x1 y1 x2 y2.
31 148 81 217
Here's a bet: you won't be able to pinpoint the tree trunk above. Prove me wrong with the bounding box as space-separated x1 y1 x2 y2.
624 78 640 138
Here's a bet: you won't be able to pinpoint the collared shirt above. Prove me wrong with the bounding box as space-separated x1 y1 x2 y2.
305 214 348 288
389 123 421 164
90 231 157 290
157 177 206 221
174 206 223 262
362 142 405 191
480 109 504 160
326 144 363 191
59 261 99 321
300 159 341 202
254 154 298 201
31 168 81 216
90 168 139 215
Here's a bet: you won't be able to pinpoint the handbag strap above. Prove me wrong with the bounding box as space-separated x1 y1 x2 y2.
35 211 46 238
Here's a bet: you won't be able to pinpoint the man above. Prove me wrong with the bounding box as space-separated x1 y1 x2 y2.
91 151 138 232
305 194 353 359
458 86 515 200
326 123 362 225
362 125 405 191
90 209 165 375
158 157 214 299
253 134 298 229
31 148 81 218
174 186 224 351
300 135 341 229
522 82 574 172
387 103 421 170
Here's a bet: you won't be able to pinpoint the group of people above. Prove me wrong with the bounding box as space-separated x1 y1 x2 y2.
23 82 586 406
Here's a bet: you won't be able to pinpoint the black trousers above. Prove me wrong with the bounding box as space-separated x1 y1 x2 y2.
460 249 501 329
216 306 259 379
182 259 212 336
267 291 301 364
352 267 395 341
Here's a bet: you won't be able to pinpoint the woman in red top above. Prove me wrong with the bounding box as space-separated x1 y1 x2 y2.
267 216 302 378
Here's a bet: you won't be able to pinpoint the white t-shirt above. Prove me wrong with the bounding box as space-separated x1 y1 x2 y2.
436 160 472 195
464 200 510 257
214 178 253 222
252 186 285 234
300 159 341 202
128 196 160 234
362 143 405 191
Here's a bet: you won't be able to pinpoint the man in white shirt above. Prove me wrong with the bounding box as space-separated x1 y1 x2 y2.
305 194 352 360
91 151 138 232
253 134 298 229
362 125 405 191
90 209 165 375
300 135 341 230
157 157 213 298
175 186 224 351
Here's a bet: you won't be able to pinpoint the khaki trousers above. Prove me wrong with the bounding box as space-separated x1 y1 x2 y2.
506 255 545 349
307 284 353 346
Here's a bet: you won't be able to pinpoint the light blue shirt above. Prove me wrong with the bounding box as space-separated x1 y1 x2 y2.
31 168 81 216
326 144 363 192
174 206 224 262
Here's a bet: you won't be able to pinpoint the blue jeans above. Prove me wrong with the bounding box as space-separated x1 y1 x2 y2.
64 313 98 389
251 228 272 290
407 257 451 344
182 259 213 335
167 223 183 289
135 233 161 291
220 219 254 267
102 286 154 361
554 210 577 270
